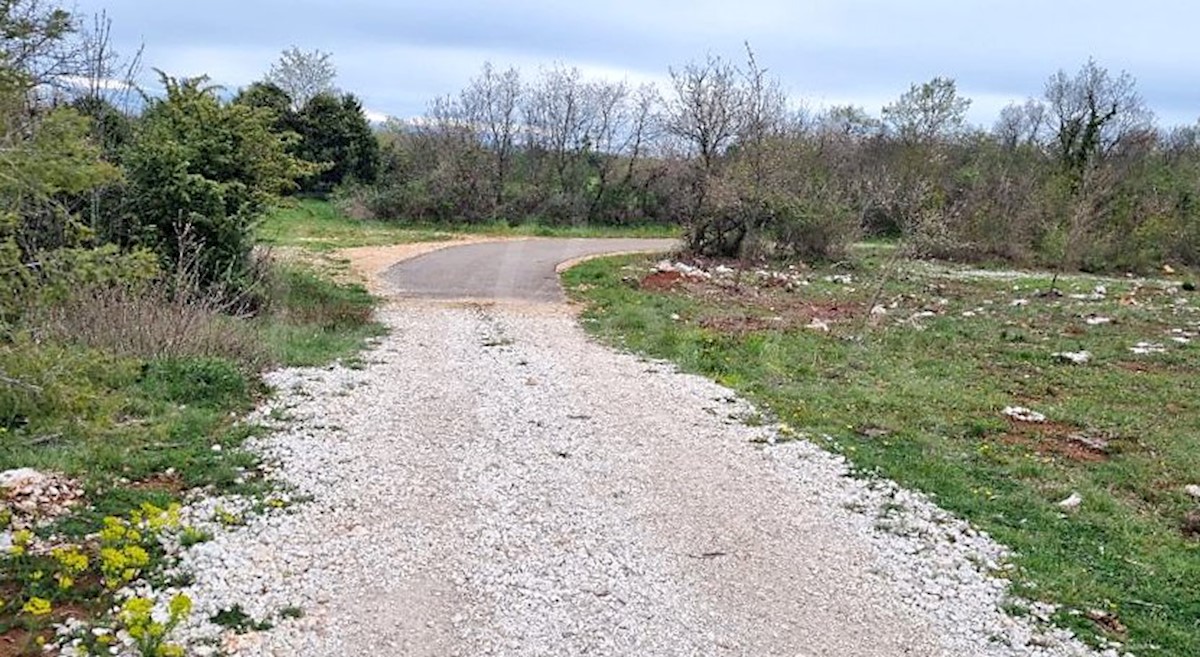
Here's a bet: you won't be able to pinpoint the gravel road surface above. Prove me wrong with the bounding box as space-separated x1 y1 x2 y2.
166 240 1110 657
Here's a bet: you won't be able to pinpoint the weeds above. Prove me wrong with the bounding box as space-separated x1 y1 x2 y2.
1 251 381 652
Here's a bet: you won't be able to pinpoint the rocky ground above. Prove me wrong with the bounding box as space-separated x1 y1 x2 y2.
158 300 1116 656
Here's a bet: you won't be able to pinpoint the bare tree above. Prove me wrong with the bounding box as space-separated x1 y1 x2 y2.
266 46 337 110
523 64 591 190
882 76 971 144
993 99 1047 150
460 62 521 214
738 43 787 192
664 53 743 173
1044 59 1152 178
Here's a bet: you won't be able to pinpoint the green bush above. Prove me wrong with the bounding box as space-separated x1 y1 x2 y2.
123 74 311 299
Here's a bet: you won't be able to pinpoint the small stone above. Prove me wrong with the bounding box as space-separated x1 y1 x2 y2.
1003 406 1047 423
1185 485 1200 499
1058 492 1083 511
806 319 830 332
1052 351 1091 365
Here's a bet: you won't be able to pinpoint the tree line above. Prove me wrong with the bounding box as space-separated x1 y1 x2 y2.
352 48 1199 271
1 3 378 323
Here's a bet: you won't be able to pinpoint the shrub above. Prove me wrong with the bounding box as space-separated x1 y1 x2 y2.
123 73 310 299
29 278 268 369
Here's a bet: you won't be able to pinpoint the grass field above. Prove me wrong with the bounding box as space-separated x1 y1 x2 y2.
258 198 681 250
564 253 1200 655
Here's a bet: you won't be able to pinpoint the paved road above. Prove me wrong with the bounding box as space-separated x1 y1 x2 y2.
381 238 676 302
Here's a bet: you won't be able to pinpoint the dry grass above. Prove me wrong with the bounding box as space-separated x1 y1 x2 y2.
30 281 269 369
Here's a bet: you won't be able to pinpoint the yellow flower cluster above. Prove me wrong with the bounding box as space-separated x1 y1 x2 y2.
22 596 52 616
120 594 192 657
9 529 34 556
131 502 183 533
99 545 150 590
96 503 180 590
52 546 90 590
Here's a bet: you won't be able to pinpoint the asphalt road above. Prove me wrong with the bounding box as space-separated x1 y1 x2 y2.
381 238 676 302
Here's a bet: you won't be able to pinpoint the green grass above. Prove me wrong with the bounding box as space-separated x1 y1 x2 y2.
259 198 681 250
258 265 386 367
565 254 1200 656
0 260 382 642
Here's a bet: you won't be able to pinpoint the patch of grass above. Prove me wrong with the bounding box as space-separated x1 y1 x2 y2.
565 254 1200 657
210 605 273 633
259 198 680 250
260 198 454 250
1 252 383 641
258 264 385 367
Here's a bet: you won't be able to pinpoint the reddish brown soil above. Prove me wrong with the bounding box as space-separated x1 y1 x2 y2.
128 471 186 494
1000 420 1111 463
639 271 687 291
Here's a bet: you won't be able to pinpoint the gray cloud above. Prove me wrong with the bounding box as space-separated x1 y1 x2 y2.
73 0 1200 126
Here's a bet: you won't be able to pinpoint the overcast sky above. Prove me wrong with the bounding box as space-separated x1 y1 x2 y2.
71 0 1200 128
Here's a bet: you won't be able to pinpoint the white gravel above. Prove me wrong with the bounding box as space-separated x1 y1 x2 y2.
165 301 1117 656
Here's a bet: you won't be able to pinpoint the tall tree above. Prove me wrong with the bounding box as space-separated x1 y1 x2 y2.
460 62 521 214
266 46 337 111
1043 59 1152 180
294 92 380 193
665 53 743 172
882 76 971 144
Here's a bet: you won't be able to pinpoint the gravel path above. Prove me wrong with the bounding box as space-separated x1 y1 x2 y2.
157 240 1115 656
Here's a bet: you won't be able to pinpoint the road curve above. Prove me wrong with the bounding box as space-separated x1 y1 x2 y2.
380 238 676 302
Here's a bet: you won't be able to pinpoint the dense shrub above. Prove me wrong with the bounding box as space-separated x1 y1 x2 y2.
122 74 310 298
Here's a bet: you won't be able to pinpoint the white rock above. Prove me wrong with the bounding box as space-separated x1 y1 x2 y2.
1052 351 1091 365
1057 493 1083 511
1185 485 1200 499
1002 406 1047 423
1129 342 1167 355
0 468 47 490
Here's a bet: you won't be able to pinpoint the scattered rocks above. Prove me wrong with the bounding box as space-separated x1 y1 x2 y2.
0 468 84 529
805 318 830 332
1003 406 1047 423
1067 433 1109 453
1129 342 1167 355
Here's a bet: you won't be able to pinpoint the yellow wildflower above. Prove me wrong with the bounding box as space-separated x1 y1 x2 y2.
22 597 52 616
168 593 193 619
52 546 90 574
124 545 150 567
158 644 185 657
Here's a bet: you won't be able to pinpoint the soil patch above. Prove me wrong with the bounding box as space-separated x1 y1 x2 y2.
1000 420 1112 463
640 271 687 291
